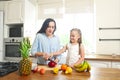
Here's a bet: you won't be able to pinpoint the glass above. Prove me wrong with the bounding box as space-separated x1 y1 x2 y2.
31 57 37 70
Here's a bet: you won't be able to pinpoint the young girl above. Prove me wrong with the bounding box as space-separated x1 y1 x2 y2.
50 28 85 67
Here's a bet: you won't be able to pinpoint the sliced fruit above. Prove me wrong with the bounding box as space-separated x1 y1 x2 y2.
53 67 59 74
32 66 38 73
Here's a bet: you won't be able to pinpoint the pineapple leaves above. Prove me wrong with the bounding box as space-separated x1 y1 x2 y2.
19 37 31 59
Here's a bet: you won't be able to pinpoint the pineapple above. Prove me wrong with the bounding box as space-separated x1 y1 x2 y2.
19 37 32 76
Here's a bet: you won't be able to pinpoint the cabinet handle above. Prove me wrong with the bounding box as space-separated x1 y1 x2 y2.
99 39 120 41
99 27 120 30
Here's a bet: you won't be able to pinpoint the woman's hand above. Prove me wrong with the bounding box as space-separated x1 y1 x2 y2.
43 53 49 60
54 58 59 63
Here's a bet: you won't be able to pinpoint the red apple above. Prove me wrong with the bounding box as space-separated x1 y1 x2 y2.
39 68 46 75
48 60 57 67
32 67 38 73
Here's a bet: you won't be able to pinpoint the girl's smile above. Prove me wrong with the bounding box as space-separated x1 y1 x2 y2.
70 30 80 44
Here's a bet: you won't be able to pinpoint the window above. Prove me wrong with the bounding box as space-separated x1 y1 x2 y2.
36 0 96 54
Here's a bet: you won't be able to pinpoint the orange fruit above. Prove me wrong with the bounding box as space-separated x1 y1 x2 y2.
39 68 46 75
61 64 67 71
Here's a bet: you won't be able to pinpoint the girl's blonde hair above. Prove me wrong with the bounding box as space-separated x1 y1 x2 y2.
70 28 82 46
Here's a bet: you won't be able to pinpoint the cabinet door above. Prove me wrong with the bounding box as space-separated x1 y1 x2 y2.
112 61 120 69
5 0 24 24
87 60 111 68
0 1 4 10
0 11 4 61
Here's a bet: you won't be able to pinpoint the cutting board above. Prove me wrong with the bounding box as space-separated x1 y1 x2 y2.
37 65 61 70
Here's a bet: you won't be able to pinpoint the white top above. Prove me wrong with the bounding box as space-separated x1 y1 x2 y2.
66 43 80 65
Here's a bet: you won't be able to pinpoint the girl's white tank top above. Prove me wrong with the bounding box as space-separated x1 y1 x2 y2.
66 43 80 65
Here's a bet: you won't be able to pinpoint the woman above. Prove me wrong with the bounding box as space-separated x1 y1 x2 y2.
31 18 61 64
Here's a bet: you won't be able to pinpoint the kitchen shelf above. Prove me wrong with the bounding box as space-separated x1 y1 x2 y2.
99 27 120 30
99 39 120 41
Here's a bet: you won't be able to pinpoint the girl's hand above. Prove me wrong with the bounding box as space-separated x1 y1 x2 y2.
49 53 54 58
69 64 74 68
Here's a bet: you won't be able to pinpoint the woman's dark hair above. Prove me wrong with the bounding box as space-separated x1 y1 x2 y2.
37 18 56 34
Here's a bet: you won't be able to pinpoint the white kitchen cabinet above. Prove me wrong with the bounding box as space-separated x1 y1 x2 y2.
0 11 4 61
111 61 120 69
4 0 36 41
4 0 24 24
96 0 120 54
23 0 36 44
0 1 5 11
87 60 111 68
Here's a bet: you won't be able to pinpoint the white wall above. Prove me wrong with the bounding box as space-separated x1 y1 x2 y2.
96 0 120 55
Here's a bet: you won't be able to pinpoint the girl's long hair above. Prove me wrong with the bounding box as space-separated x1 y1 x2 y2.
70 28 82 45
37 18 56 34
70 28 82 53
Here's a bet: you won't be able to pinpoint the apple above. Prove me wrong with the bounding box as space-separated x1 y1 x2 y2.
39 68 46 75
48 60 57 67
32 66 38 73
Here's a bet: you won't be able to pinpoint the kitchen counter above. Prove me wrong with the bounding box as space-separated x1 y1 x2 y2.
0 65 120 80
85 54 120 61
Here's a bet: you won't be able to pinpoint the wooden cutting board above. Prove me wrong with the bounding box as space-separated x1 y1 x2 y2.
37 65 61 70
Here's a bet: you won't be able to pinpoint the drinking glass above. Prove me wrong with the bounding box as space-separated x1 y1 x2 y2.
31 57 37 70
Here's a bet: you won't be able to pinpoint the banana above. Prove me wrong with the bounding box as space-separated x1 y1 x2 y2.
74 60 91 72
86 61 91 72
75 61 88 72
74 61 84 68
74 63 83 68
